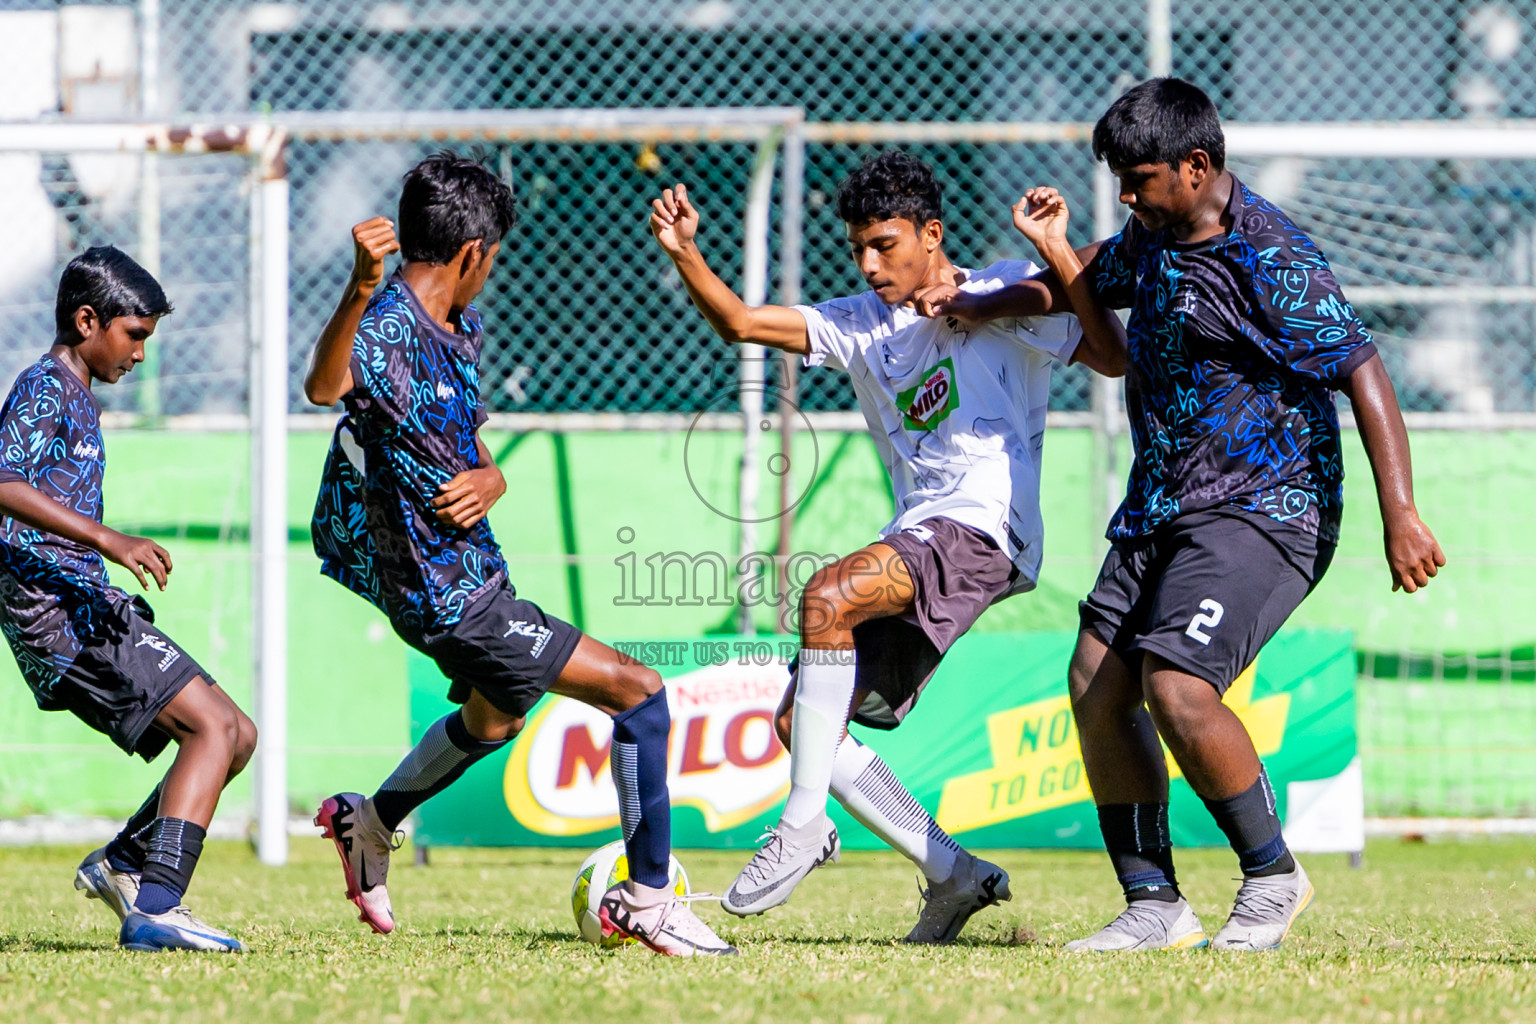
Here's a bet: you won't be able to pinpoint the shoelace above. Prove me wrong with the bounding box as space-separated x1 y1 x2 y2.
1230 881 1293 923
734 828 788 888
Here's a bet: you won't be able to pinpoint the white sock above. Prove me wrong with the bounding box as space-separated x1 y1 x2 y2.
780 648 857 829
830 734 961 883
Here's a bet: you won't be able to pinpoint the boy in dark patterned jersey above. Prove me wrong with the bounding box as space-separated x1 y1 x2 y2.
306 154 733 957
0 247 254 953
919 79 1445 951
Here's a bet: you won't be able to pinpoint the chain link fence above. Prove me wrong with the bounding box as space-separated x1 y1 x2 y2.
1 0 1535 817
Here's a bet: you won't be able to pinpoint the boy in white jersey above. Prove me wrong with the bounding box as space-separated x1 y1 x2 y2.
649 151 1126 942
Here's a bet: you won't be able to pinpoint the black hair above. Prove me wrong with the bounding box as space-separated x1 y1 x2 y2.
54 245 172 339
397 151 518 264
1092 77 1226 172
834 150 943 229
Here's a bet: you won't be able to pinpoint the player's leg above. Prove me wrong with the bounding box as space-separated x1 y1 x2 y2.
119 675 255 953
721 544 913 917
1066 543 1207 952
549 636 735 956
1134 515 1320 951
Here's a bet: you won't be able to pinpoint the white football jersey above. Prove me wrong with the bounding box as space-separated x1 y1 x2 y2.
797 260 1081 591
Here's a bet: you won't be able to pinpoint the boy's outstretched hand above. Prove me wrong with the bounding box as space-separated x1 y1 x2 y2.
1012 187 1071 250
431 465 505 531
351 217 400 294
99 529 173 591
650 184 700 257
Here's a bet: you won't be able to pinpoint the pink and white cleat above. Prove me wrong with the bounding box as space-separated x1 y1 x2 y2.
599 883 738 957
315 793 401 934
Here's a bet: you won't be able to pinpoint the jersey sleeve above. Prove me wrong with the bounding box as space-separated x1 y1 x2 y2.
795 296 867 373
348 299 414 428
1242 241 1377 386
1085 216 1141 309
0 371 63 486
1011 312 1083 365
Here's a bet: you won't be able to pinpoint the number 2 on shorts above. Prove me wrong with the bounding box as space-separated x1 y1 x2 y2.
1185 598 1225 646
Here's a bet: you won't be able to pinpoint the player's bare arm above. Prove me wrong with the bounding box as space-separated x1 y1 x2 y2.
1337 354 1446 593
0 480 171 590
304 216 400 406
913 239 1107 327
1011 187 1127 378
430 433 506 530
649 184 810 354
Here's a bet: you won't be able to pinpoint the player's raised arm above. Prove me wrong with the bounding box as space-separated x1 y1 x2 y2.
0 480 171 591
304 216 400 406
1336 355 1446 593
650 184 810 354
912 239 1108 329
1010 187 1127 378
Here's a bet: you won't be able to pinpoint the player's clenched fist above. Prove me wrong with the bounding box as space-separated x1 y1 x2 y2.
650 184 700 257
1011 187 1071 249
351 216 400 294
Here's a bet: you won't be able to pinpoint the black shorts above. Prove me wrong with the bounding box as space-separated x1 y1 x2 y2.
51 597 215 762
793 517 1018 730
1079 511 1334 693
397 583 582 719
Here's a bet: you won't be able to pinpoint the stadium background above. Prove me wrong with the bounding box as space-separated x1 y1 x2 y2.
0 0 1530 828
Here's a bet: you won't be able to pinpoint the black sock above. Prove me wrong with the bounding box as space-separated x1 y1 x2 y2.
1098 803 1181 902
371 711 507 832
106 784 162 873
1201 768 1296 877
134 817 206 915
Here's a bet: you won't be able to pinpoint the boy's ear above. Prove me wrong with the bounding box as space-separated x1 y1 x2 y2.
923 218 944 252
71 305 98 343
455 238 483 279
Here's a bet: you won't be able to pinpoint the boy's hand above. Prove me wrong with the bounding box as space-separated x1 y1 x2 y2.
1012 187 1071 250
1384 510 1446 593
431 465 506 530
650 184 700 257
914 281 981 325
99 529 173 591
351 217 400 294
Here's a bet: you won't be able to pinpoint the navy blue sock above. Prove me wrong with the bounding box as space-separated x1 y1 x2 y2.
1098 803 1181 903
1201 768 1296 877
106 784 162 873
134 817 206 915
372 711 508 832
610 689 671 889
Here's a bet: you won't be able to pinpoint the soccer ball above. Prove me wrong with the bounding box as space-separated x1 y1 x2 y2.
570 840 689 947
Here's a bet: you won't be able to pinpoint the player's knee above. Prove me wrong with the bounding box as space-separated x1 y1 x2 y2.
613 664 663 712
798 569 850 636
775 706 793 751
230 712 258 773
1141 673 1213 735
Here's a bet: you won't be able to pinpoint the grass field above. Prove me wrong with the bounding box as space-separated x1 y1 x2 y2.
2 838 1535 1023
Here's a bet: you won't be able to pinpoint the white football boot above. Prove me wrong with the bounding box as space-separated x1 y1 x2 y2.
315 792 401 934
1065 896 1208 952
120 905 244 953
904 852 1013 944
599 884 738 957
1211 860 1314 951
721 813 840 917
75 846 140 924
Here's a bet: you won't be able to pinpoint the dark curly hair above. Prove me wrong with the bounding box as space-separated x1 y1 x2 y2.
834 150 943 229
398 151 518 265
1092 78 1226 172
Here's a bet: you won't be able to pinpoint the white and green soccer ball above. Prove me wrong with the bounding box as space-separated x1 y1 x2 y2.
570 840 689 947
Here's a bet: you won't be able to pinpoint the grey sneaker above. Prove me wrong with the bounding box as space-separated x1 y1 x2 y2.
75 847 140 924
904 853 1012 944
1211 861 1314 951
1065 897 1208 952
721 814 839 917
599 884 739 957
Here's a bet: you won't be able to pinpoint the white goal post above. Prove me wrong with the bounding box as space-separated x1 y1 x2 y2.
0 113 1531 860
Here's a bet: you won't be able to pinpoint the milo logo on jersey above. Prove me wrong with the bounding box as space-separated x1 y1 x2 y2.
898 358 959 431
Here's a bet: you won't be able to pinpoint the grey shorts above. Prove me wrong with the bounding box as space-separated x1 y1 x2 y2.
793 517 1018 730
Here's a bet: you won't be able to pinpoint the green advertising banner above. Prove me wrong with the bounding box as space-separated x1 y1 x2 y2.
410 630 1361 853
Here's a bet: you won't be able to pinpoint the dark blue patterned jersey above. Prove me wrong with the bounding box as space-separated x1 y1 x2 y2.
0 354 130 703
312 271 507 631
1086 176 1377 545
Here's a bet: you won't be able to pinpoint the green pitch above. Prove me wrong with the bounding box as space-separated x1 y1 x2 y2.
3 838 1534 1023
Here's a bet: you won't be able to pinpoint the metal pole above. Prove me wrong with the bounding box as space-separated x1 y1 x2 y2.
737 132 779 634
1091 163 1122 537
775 121 804 633
253 137 289 866
1147 0 1173 78
136 0 161 420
